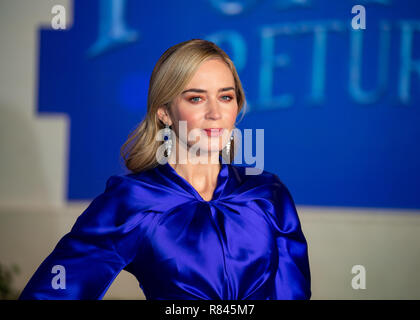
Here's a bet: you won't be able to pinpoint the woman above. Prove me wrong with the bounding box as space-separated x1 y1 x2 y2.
19 39 311 300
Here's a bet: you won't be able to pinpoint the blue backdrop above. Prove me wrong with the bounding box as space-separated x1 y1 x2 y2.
37 0 420 209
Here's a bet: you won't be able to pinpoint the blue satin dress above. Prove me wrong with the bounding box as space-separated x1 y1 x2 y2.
19 161 311 300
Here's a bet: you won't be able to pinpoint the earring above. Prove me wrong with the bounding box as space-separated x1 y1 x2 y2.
163 123 172 157
225 133 234 157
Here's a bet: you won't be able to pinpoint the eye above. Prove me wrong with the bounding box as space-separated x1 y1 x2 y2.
189 96 202 103
221 95 233 101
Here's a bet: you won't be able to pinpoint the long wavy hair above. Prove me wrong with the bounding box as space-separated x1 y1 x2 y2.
120 39 247 173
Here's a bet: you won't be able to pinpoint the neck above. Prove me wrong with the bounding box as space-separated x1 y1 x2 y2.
167 140 221 189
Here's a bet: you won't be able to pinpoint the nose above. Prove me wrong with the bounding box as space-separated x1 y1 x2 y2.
205 97 222 120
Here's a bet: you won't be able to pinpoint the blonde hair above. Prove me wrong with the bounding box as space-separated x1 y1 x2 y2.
120 38 247 173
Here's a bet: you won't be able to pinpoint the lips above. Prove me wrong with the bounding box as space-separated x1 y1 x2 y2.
203 128 224 137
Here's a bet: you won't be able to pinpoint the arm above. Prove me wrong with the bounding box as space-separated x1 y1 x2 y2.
19 176 143 300
270 176 311 300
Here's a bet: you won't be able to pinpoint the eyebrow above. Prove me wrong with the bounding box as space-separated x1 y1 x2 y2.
181 87 235 94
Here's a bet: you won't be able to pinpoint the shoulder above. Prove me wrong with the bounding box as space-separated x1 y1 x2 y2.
228 163 288 194
102 165 171 202
227 164 300 229
72 169 164 235
97 173 150 209
106 166 159 190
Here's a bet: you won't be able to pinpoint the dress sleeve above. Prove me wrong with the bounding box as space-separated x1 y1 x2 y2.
269 175 311 300
19 175 146 300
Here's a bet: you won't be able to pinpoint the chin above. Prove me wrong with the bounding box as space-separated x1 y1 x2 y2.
190 145 222 157
208 140 225 152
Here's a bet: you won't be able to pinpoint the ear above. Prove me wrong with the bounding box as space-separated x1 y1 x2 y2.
156 105 173 126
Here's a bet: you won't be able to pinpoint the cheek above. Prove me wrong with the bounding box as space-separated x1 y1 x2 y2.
225 105 239 124
177 109 203 129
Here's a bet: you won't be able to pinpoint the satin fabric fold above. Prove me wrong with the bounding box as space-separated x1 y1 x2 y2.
19 161 311 300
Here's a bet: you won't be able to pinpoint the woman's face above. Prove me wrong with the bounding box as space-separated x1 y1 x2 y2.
163 58 239 157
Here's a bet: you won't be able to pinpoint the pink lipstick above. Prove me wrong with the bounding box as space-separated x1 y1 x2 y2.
203 128 224 137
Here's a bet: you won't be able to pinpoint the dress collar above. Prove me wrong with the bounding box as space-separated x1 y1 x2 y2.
156 157 229 203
